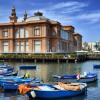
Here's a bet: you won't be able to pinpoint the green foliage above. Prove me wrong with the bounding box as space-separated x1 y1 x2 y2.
0 53 77 59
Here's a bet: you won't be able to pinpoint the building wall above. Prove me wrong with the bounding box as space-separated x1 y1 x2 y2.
0 23 60 53
74 34 82 51
0 10 82 53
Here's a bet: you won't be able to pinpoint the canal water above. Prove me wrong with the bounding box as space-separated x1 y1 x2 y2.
0 60 100 100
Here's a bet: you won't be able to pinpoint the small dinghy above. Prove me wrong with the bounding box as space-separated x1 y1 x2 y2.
93 65 100 69
0 76 41 90
19 65 37 70
53 72 97 83
0 64 14 75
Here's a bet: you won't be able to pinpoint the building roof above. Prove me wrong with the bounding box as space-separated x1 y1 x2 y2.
63 25 75 30
25 15 49 22
25 11 48 22
63 25 75 33
74 33 82 37
25 11 60 25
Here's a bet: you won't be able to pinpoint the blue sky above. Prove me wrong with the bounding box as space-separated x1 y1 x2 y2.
0 0 100 42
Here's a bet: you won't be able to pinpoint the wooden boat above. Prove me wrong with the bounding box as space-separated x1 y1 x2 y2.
19 65 36 70
93 64 100 68
18 82 87 99
53 72 97 83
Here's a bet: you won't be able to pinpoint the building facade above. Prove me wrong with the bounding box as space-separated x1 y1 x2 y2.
82 41 100 51
0 7 82 53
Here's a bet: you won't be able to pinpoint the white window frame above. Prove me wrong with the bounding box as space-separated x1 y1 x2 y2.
3 41 9 53
33 26 40 36
34 40 41 53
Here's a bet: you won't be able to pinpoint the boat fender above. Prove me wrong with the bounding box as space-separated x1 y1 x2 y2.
30 91 36 98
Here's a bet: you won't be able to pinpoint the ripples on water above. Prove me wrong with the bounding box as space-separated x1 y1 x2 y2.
0 60 100 100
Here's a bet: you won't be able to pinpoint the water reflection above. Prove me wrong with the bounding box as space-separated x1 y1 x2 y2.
87 80 98 88
0 91 28 100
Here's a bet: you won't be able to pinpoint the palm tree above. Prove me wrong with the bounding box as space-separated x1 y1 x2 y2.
94 41 100 51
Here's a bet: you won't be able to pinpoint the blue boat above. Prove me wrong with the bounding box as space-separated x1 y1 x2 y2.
19 65 37 70
0 77 41 90
0 64 14 75
3 71 18 76
53 72 97 83
93 64 100 68
18 82 87 99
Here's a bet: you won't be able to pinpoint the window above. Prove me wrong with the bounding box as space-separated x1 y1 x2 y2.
3 31 8 38
33 26 40 36
52 32 56 36
15 42 20 52
25 30 28 38
34 40 41 53
3 41 9 52
15 30 19 38
15 28 29 38
25 41 29 52
15 41 29 53
61 30 69 40
20 28 24 38
20 42 24 52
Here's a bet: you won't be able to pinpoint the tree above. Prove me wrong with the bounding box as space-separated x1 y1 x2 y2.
94 41 100 51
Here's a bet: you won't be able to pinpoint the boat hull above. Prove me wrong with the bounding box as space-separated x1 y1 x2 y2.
53 73 97 83
19 65 36 70
93 65 100 69
27 87 86 99
0 77 41 90
57 76 97 83
26 83 87 99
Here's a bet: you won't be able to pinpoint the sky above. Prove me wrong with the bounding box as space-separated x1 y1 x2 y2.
0 0 100 42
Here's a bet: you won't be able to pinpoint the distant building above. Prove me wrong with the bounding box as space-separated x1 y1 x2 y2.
82 41 100 51
0 7 82 53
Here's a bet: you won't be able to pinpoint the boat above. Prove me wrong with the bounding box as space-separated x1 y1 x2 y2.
93 64 100 68
53 72 97 83
0 63 14 75
0 76 41 90
19 65 37 70
18 82 87 99
3 71 18 76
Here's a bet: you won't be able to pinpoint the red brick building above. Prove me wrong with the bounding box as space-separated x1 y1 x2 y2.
0 7 82 53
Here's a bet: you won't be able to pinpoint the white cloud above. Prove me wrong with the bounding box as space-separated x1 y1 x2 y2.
27 1 88 25
18 17 23 22
50 1 87 10
76 11 100 23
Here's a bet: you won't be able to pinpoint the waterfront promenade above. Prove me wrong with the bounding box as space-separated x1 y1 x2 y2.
0 53 86 63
